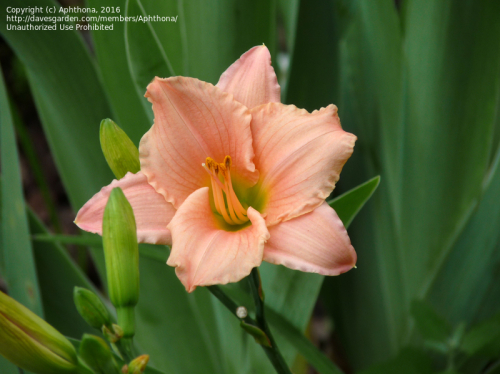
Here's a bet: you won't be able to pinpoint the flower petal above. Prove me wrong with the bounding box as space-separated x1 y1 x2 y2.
167 187 269 292
75 172 175 245
264 202 356 275
217 45 281 108
140 77 259 208
251 103 356 225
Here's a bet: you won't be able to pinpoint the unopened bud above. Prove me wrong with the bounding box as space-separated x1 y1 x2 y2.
73 287 113 331
102 324 124 343
100 118 140 179
0 291 78 373
103 187 140 337
79 334 120 374
128 355 149 374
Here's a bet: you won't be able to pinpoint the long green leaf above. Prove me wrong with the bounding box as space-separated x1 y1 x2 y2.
0 356 20 374
267 308 344 374
32 234 168 263
328 175 380 228
0 0 114 209
124 0 175 120
321 0 500 370
28 211 101 338
0 65 43 316
426 146 500 325
283 0 341 109
85 0 152 145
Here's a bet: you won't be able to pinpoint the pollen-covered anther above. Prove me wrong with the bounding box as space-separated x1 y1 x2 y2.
202 155 248 225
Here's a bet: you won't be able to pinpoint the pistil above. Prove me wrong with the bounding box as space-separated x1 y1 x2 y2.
202 156 249 225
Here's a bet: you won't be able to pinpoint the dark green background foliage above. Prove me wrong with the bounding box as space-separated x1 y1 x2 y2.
1 0 500 373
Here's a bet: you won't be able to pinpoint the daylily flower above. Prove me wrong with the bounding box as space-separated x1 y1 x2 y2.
76 45 357 292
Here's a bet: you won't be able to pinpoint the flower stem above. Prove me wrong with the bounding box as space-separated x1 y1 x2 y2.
114 337 136 362
248 268 292 374
206 269 292 374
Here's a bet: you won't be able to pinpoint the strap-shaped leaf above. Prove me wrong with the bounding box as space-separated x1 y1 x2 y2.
0 66 43 317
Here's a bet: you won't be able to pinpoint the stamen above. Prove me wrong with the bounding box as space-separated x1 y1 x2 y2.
202 155 249 225
220 164 248 221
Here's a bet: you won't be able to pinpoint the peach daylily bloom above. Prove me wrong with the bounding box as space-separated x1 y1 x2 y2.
75 45 357 292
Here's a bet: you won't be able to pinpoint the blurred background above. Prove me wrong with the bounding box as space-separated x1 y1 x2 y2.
1 0 500 373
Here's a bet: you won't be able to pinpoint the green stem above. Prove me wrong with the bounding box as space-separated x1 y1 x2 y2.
114 337 136 362
248 268 292 374
206 270 292 374
206 285 254 325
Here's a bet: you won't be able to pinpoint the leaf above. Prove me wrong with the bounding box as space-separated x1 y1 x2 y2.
283 0 342 109
86 0 152 145
124 0 175 119
358 348 433 374
0 356 21 374
259 176 379 368
0 65 43 316
425 148 500 326
461 312 500 358
267 308 344 374
0 0 114 209
68 337 166 374
321 0 500 369
410 300 452 343
28 210 101 338
328 175 381 228
32 234 168 263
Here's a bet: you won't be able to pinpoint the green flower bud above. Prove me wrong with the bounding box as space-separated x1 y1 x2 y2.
0 291 78 374
127 355 149 374
100 118 140 179
103 187 140 337
79 334 120 374
73 287 113 331
102 324 124 343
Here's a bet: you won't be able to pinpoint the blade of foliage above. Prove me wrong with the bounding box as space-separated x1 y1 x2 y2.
68 338 166 374
32 234 168 263
0 66 43 316
0 0 114 209
10 101 62 233
0 356 20 374
132 0 276 85
320 1 500 370
358 348 433 374
461 312 500 358
33 234 103 247
328 175 380 228
260 175 379 366
28 210 100 338
125 0 175 119
410 300 452 343
133 255 223 373
283 0 341 109
266 308 344 374
85 0 152 144
426 147 500 326
180 0 277 83
401 0 500 322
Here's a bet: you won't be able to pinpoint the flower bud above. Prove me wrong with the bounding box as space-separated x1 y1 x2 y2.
73 287 113 331
103 187 140 337
127 355 149 374
0 290 78 374
102 324 124 343
79 334 120 374
100 118 140 179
